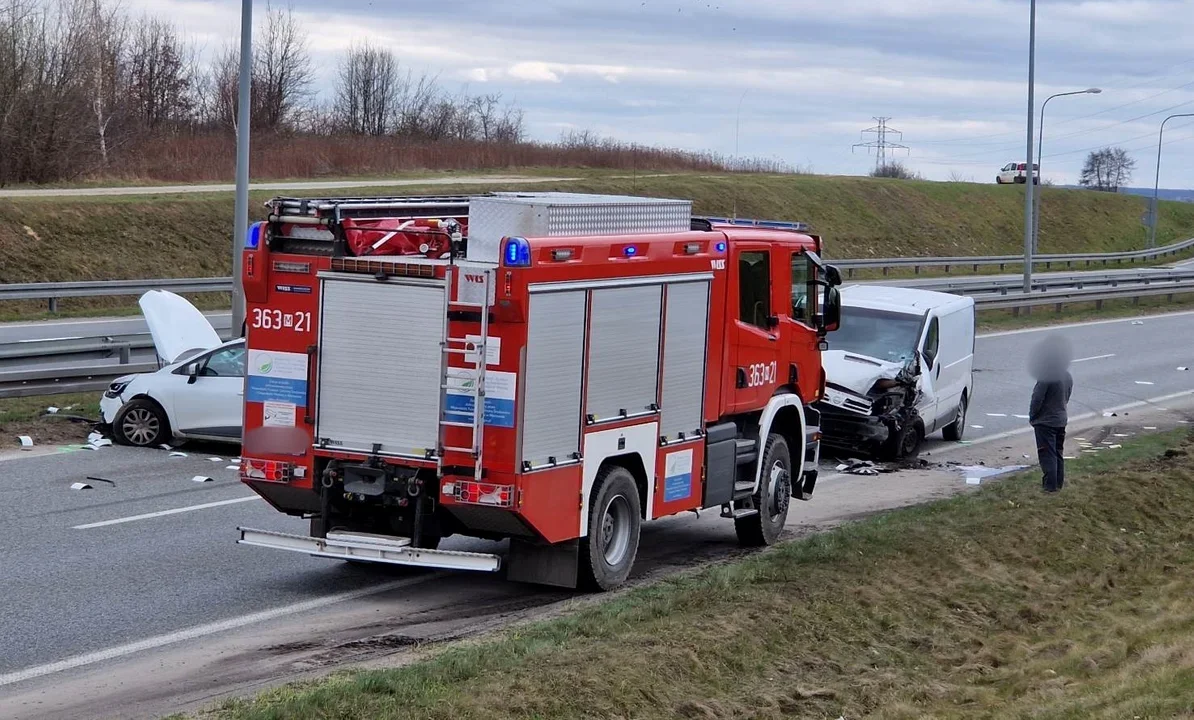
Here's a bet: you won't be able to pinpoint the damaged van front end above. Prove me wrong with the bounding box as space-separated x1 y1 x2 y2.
816 352 922 460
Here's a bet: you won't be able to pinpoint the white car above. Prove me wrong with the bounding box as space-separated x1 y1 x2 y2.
996 162 1039 185
100 291 245 447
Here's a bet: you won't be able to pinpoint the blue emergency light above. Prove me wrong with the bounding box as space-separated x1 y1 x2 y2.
245 222 263 249
715 241 727 253
624 246 638 257
503 237 531 267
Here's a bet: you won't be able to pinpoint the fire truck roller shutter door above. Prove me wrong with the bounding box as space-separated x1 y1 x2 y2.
521 289 587 469
660 280 710 442
315 275 446 457
586 285 663 423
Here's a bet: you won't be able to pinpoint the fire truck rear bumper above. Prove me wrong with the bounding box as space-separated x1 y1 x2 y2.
237 527 502 573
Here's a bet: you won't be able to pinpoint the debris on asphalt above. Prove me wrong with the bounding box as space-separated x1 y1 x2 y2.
1103 412 1118 417
70 482 93 490
953 464 1028 485
88 438 113 449
836 459 880 476
1179 367 1189 372
1132 320 1145 325
46 406 59 414
169 452 188 458
1144 426 1158 430
191 475 213 483
966 477 982 485
970 424 984 429
160 444 173 450
85 476 115 486
18 435 33 449
225 465 239 471
87 431 103 444
209 457 224 462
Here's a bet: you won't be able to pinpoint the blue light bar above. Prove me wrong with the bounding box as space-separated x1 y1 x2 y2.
503 237 531 267
624 246 637 257
703 217 810 232
245 221 263 249
715 241 727 253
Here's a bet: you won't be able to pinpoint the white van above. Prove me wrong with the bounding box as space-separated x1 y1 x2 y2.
815 285 975 460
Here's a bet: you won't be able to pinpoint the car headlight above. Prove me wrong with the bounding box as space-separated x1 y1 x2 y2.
104 380 132 399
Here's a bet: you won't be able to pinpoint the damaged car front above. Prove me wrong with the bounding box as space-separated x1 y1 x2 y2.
815 305 927 460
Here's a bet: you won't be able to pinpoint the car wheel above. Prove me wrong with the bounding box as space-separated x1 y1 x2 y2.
942 394 968 442
578 465 642 592
113 399 169 447
735 433 792 547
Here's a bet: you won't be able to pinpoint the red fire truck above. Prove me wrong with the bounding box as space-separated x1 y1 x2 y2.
236 192 842 591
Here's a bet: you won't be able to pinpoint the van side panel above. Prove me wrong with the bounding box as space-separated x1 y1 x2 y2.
935 305 975 426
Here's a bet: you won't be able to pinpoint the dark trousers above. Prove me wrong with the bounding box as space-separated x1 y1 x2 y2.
1034 425 1066 492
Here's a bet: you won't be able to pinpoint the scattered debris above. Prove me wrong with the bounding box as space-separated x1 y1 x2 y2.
191 475 213 483
225 465 239 471
87 431 104 444
986 413 1007 418
85 476 115 486
18 435 33 449
1103 412 1118 418
1136 381 1155 386
953 464 1027 484
1131 320 1145 325
160 444 173 450
1144 426 1158 430
1014 414 1030 419
169 452 188 458
1179 367 1189 372
46 406 59 414
966 477 982 485
209 457 224 462
837 459 881 476
1109 444 1122 449
70 482 93 490
1113 433 1131 438
970 424 984 429
1063 456 1077 460
86 438 113 450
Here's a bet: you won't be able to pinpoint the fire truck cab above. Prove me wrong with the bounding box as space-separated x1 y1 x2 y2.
236 192 842 591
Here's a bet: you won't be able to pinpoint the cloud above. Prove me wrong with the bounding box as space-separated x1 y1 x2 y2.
126 0 1194 187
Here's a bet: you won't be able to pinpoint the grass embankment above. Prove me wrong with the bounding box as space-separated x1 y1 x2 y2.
2 171 1193 283
203 430 1194 720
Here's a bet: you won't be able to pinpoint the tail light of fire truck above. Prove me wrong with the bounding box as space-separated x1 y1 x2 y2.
454 480 516 508
241 458 295 483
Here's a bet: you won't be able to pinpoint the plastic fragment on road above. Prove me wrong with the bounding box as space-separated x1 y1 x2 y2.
954 464 1027 483
191 475 213 483
1063 456 1077 460
970 424 984 429
86 476 115 486
1144 426 1158 430
1103 412 1118 417
1132 320 1145 325
70 482 93 490
169 451 188 458
986 413 1007 417
86 438 113 450
160 444 173 450
209 457 224 462
18 435 33 449
46 406 59 414
1014 414 1030 419
966 477 982 485
1114 433 1131 437
87 431 103 444
1136 381 1155 386
225 465 239 470
1179 367 1189 372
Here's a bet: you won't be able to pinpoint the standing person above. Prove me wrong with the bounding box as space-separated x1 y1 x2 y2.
1029 336 1074 493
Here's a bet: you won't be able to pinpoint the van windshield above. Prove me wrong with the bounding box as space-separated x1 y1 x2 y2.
832 307 923 364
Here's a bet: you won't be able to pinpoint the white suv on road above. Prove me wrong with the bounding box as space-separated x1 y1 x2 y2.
996 162 1039 184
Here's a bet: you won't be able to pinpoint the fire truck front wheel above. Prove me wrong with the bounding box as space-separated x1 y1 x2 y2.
736 433 791 547
579 465 642 592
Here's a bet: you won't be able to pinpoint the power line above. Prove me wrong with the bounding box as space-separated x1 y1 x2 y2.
852 117 910 169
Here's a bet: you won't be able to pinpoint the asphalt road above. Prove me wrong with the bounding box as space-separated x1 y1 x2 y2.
0 311 1192 718
0 175 577 199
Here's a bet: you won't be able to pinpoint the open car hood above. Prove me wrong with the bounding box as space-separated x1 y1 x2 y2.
139 290 222 365
822 350 906 395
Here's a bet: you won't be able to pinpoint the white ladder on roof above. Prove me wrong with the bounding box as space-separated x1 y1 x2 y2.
437 266 491 484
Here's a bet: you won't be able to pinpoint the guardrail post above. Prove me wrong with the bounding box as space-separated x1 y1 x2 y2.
973 263 979 272
882 267 888 276
944 264 950 273
119 345 130 364
1096 299 1104 310
847 268 855 279
48 297 58 313
914 265 921 275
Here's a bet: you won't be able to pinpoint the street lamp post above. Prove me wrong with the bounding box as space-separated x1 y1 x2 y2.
1033 88 1101 253
232 0 253 336
1022 0 1037 294
1150 113 1194 248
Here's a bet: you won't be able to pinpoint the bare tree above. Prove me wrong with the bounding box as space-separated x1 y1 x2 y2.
253 2 312 131
1080 147 1136 192
127 15 195 130
79 0 128 165
333 41 398 136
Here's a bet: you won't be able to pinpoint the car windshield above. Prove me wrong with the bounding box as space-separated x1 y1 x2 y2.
832 306 923 364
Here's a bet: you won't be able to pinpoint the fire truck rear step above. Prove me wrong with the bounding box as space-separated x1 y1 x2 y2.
237 527 502 572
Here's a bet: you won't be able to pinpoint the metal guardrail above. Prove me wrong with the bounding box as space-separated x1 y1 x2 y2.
972 279 1194 313
892 269 1194 296
0 362 159 399
1 237 1193 311
835 237 1194 277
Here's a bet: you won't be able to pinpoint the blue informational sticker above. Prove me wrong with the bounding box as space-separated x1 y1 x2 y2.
443 370 516 428
663 449 694 503
274 284 313 294
246 350 309 408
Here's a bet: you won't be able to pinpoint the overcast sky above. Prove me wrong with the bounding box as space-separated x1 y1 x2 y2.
131 0 1194 188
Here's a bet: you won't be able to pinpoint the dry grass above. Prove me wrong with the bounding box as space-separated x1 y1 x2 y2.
0 393 100 446
208 431 1194 720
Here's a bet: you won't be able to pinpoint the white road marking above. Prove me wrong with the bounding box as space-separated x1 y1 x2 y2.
72 496 261 529
1073 353 1116 363
0 573 442 688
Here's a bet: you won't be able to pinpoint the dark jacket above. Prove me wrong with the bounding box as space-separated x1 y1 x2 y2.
1030 372 1073 428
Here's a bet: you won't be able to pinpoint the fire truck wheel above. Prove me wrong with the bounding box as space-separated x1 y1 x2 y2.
579 465 642 592
736 433 791 547
112 399 169 447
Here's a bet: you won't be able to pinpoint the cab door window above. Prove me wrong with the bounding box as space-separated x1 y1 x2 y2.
738 251 772 329
790 252 817 324
201 345 247 377
922 317 940 369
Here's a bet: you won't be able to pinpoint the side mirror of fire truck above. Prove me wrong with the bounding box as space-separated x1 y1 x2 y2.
824 264 843 287
822 286 842 333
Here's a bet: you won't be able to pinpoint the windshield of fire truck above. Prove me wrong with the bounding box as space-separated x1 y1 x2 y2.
831 307 922 364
